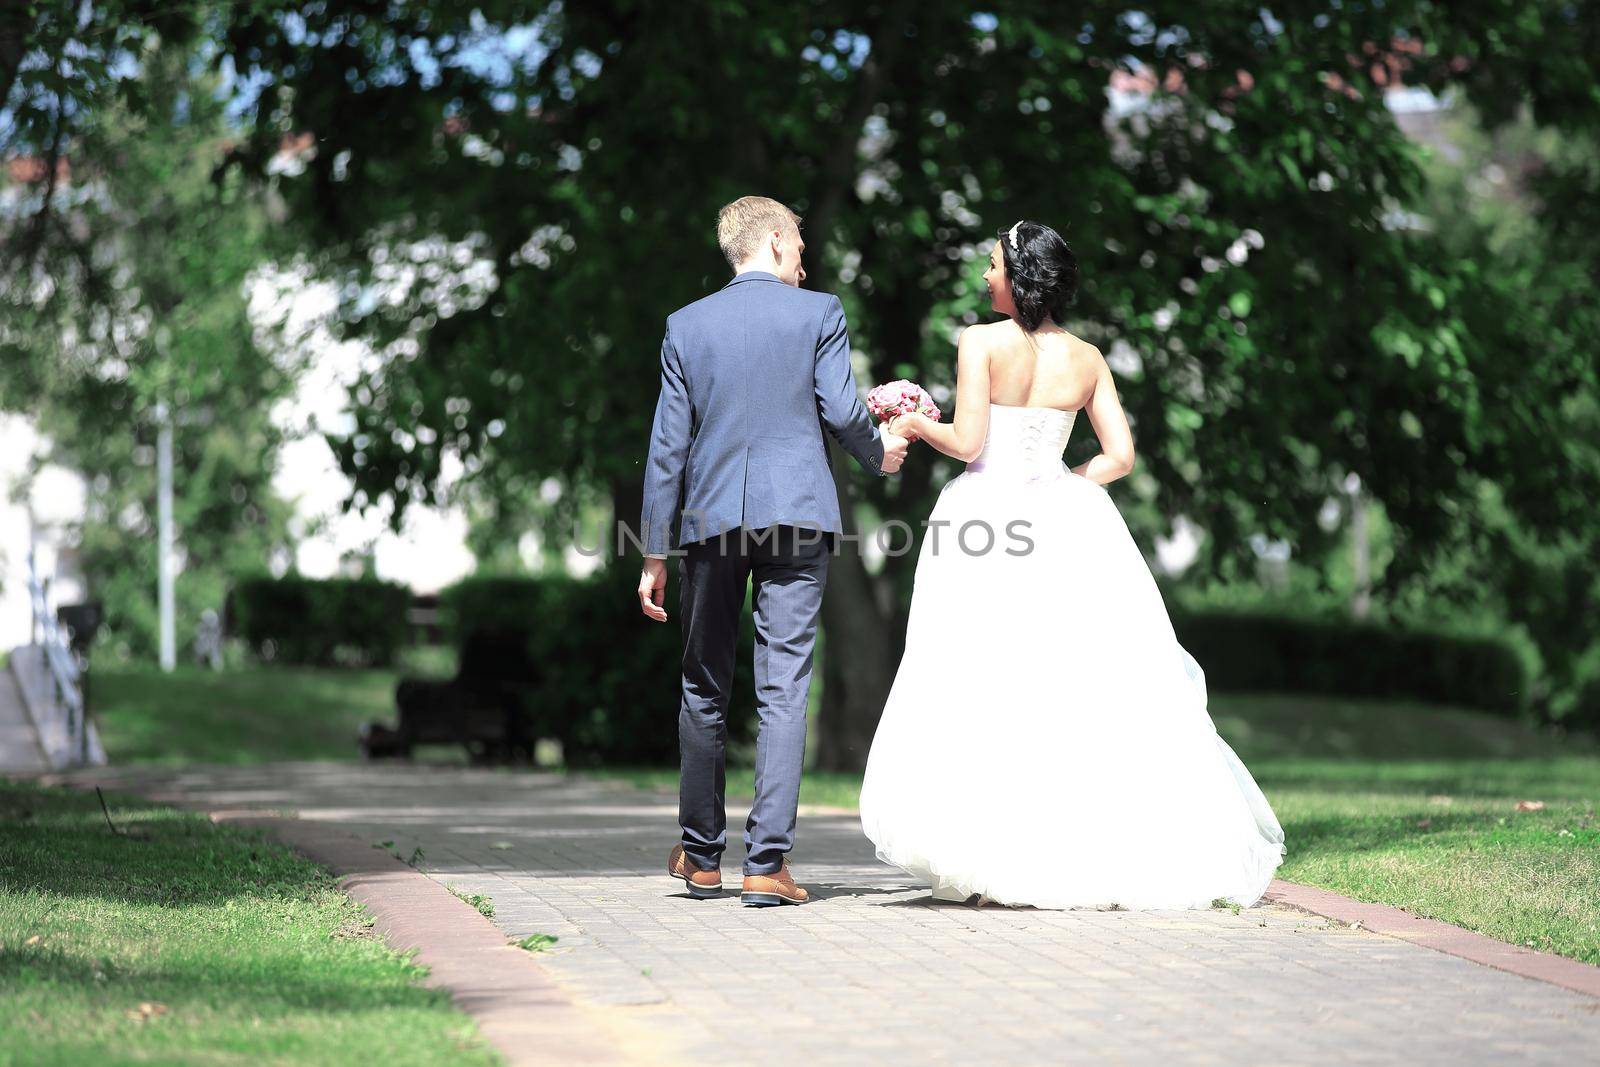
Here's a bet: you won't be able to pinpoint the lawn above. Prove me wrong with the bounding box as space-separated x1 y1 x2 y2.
88 652 461 765
0 780 499 1067
1264 757 1598 962
91 665 396 764
592 693 1600 966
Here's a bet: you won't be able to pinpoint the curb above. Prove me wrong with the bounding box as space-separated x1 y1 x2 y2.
1264 879 1600 1000
209 811 674 1067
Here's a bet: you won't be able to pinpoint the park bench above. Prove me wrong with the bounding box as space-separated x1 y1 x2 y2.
359 625 541 764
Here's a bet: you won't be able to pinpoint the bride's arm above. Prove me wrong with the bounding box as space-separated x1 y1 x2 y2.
890 328 991 463
1071 350 1135 485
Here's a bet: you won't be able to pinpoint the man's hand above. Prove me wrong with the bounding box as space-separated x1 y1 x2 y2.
880 428 910 474
638 557 669 622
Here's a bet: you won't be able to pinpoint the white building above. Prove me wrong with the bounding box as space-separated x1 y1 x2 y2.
0 281 484 653
0 414 88 648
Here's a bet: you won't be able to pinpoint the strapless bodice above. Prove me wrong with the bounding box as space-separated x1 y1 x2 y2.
965 403 1078 480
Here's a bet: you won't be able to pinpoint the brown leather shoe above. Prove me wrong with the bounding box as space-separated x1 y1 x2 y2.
668 845 723 899
741 859 809 907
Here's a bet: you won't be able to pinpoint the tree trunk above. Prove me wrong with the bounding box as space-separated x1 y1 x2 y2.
814 445 900 770
803 1 918 771
609 474 645 566
0 11 33 119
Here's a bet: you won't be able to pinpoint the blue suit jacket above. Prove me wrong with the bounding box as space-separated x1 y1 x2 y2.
640 271 886 556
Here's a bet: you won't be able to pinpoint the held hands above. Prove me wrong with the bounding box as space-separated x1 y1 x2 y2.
887 413 923 440
880 425 910 473
878 412 926 475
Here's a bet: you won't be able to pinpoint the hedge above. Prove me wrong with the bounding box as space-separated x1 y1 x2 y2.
438 569 760 765
1169 609 1538 716
229 575 410 668
432 582 1544 762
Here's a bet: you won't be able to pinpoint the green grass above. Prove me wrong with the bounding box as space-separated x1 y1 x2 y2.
90 665 406 765
0 781 499 1067
88 649 463 766
514 933 558 953
1219 691 1599 967
447 887 495 918
1264 758 1598 962
1206 692 1580 761
91 665 396 765
589 692 1600 965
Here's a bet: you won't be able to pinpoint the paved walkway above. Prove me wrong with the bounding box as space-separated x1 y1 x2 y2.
58 763 1600 1065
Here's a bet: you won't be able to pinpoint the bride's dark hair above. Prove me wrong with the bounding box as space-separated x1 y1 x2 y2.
997 220 1079 332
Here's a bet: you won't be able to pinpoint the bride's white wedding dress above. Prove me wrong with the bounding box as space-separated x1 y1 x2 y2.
859 403 1285 909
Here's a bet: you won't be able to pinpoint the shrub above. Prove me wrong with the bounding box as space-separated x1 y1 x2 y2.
438 568 760 765
1551 642 1600 731
1170 608 1539 716
229 575 410 667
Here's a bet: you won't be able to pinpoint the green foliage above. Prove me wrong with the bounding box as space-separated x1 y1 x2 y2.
514 932 558 953
0 781 498 1065
440 571 760 765
2 34 297 661
1170 608 1539 716
1377 481 1600 728
1385 102 1600 726
229 575 411 667
194 2 1600 543
0 4 203 135
446 886 494 918
1566 647 1600 733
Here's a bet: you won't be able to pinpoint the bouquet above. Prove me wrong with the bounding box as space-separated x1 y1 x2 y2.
866 379 941 426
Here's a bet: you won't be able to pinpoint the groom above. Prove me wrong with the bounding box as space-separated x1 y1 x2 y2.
637 195 909 906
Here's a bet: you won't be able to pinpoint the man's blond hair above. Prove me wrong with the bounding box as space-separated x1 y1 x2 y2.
716 196 802 269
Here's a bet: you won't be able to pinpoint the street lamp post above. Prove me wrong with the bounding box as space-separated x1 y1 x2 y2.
1345 472 1371 620
156 399 175 672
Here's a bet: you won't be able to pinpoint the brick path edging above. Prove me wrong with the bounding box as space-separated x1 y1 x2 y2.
1263 879 1600 1000
209 811 676 1067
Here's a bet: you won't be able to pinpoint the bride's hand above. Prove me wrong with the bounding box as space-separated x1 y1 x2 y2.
887 413 921 440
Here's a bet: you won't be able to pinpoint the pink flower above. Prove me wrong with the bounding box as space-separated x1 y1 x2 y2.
867 379 940 422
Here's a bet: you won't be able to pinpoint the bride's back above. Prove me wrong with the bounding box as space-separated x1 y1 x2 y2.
982 319 1100 412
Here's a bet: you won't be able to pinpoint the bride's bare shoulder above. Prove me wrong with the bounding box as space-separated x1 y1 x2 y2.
1058 330 1104 365
959 320 1008 341
953 321 1004 363
957 319 1016 351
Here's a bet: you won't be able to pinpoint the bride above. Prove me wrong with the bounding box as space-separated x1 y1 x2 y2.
857 220 1285 910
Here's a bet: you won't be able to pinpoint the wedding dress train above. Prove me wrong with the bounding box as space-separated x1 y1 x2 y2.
858 404 1285 909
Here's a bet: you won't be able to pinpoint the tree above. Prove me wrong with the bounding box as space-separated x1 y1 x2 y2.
2 36 295 659
2 1 208 369
207 2 1600 763
1383 99 1600 722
